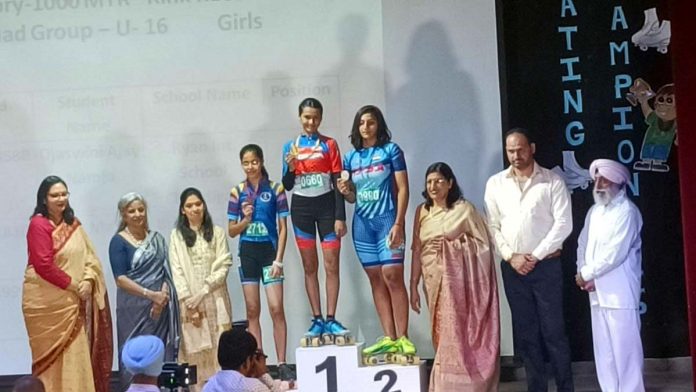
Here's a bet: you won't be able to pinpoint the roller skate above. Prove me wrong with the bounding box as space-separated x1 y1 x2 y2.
393 336 420 365
300 317 325 347
362 336 398 366
322 318 354 346
631 8 671 54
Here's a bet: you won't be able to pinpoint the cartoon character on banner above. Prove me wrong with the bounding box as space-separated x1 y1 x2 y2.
627 78 677 172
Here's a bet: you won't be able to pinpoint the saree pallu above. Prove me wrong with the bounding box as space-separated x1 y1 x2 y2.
22 220 113 392
418 200 500 392
116 231 180 391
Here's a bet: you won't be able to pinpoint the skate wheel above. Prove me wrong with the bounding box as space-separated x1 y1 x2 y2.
345 335 355 345
335 336 346 346
311 337 322 347
300 338 308 347
658 46 668 54
322 335 333 345
385 353 394 363
364 357 378 366
639 45 648 51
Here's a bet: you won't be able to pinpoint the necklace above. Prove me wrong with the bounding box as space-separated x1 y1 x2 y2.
125 226 145 246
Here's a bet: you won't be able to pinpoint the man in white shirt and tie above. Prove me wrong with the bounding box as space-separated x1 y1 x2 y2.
576 159 644 392
484 128 574 391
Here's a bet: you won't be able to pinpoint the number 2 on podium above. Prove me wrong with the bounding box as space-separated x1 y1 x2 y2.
314 356 401 392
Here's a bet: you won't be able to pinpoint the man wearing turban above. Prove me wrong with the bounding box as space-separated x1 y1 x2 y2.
576 159 645 391
122 335 165 392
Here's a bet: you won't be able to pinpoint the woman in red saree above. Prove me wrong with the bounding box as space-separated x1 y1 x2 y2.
410 163 500 392
22 175 113 392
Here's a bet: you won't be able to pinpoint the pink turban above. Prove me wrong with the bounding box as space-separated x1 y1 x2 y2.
589 159 630 185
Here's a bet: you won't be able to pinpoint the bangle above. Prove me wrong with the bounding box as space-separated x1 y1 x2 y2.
142 287 149 297
272 260 283 268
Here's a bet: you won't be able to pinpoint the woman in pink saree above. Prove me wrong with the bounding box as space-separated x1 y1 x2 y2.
410 163 500 392
22 176 113 392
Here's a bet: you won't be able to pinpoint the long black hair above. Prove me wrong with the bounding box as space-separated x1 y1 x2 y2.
176 187 214 247
421 162 463 210
349 105 392 150
239 144 269 179
298 97 323 117
32 175 75 224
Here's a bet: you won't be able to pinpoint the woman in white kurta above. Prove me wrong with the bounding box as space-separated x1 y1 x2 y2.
169 187 233 391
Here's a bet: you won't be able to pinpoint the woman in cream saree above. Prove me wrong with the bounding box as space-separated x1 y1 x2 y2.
410 163 499 392
22 176 112 392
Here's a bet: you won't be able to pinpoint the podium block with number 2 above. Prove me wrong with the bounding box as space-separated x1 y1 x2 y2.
296 344 427 392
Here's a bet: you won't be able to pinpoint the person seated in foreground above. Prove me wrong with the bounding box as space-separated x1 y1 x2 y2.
12 376 45 392
122 335 165 392
203 327 293 392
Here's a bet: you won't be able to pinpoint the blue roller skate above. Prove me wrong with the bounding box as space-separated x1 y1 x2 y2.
300 317 325 347
322 318 354 346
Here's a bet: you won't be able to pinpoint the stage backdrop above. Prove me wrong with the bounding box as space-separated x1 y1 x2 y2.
500 0 687 359
0 0 506 374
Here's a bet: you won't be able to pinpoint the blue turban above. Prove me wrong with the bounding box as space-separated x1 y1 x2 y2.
122 335 165 377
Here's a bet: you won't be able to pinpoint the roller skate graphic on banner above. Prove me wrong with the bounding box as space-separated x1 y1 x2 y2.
628 78 677 173
631 8 671 54
552 151 592 193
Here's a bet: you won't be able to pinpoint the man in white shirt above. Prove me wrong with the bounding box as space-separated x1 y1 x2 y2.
203 327 286 392
576 159 644 392
484 128 574 391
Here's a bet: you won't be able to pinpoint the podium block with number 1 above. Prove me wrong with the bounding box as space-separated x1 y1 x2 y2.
296 343 427 392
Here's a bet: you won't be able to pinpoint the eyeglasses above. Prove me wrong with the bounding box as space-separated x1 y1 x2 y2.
426 178 448 186
48 191 70 199
254 350 267 359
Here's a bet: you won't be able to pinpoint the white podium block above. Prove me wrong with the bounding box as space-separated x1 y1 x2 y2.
357 361 427 392
295 343 427 392
296 344 360 392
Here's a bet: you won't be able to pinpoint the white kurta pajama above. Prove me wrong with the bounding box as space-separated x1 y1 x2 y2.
577 190 645 392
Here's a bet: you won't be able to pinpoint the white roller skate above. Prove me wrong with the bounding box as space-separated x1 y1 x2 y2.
631 8 671 54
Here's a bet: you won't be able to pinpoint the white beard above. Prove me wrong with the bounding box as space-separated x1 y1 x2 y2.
593 190 611 206
593 184 621 206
